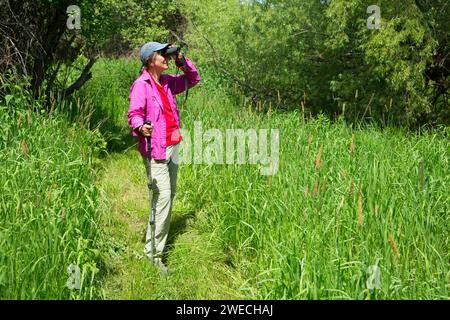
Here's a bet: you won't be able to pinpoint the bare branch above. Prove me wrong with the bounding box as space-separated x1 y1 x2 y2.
63 57 98 97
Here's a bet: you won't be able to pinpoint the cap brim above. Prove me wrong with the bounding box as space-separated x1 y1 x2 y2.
155 43 170 51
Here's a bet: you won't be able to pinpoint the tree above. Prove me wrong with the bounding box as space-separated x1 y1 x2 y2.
182 0 449 127
0 0 183 103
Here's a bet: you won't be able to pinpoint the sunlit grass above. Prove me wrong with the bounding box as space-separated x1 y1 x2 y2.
92 58 448 299
0 82 107 299
178 78 449 299
1 57 447 300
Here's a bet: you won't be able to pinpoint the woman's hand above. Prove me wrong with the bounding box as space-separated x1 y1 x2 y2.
166 45 184 66
173 52 185 69
139 123 153 137
175 52 183 63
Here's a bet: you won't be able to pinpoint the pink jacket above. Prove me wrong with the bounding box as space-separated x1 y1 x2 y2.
128 58 201 159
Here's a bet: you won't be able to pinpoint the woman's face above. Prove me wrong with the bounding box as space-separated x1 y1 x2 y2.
148 52 169 73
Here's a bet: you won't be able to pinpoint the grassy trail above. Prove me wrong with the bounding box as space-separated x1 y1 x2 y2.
98 149 246 299
84 59 448 300
1 58 447 300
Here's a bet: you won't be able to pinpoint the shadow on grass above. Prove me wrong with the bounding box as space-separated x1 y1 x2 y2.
106 125 138 154
138 209 197 264
90 115 138 155
164 209 196 262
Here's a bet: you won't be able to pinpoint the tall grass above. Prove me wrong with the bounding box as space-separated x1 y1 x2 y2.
23 57 447 300
87 57 448 299
0 79 107 299
76 58 141 153
179 80 449 299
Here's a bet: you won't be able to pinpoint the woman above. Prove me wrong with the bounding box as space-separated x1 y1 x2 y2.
128 42 201 273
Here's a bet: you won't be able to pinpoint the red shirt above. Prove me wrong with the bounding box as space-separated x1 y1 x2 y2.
155 81 182 146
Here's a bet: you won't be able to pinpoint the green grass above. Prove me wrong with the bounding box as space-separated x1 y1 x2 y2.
98 151 245 299
0 81 108 299
86 58 448 299
1 57 448 299
183 85 449 299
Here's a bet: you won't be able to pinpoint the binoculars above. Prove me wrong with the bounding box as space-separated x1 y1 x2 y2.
161 46 181 58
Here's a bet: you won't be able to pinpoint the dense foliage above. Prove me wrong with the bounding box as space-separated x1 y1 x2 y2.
0 78 108 299
0 0 181 99
1 0 447 127
181 0 449 127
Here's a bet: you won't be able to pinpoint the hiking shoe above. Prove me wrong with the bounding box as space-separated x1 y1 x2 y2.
152 258 169 275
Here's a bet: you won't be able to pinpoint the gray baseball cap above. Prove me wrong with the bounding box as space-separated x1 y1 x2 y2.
140 42 170 65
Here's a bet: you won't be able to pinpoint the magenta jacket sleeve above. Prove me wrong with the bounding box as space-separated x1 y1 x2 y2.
128 80 147 137
164 58 201 95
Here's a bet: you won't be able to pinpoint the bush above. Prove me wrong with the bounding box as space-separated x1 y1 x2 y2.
181 0 449 127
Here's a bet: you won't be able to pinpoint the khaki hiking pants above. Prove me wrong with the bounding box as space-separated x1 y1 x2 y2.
142 143 180 261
